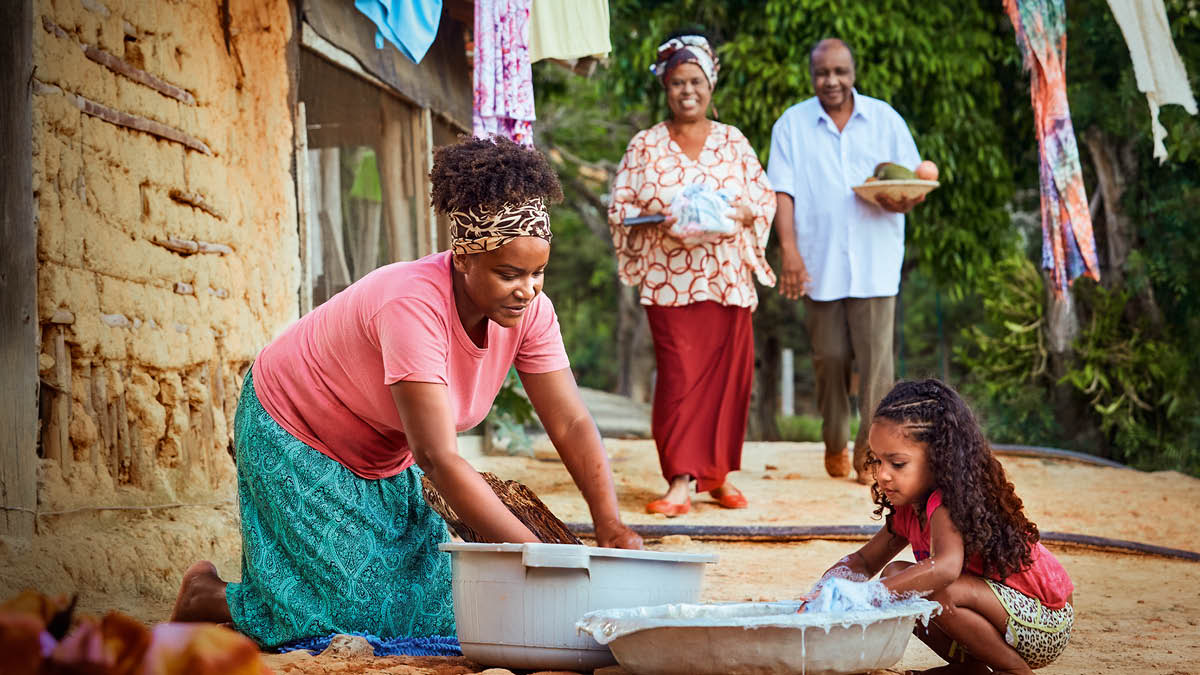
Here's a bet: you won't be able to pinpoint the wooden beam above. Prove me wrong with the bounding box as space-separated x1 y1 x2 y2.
294 102 313 315
0 0 37 538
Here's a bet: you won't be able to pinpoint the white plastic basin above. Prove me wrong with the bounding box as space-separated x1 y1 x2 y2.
439 542 717 671
577 601 942 675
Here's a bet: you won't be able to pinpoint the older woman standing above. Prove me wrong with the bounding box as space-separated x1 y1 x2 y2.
608 33 776 517
170 137 641 648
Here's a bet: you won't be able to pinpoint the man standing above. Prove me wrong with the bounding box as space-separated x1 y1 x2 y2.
767 38 926 484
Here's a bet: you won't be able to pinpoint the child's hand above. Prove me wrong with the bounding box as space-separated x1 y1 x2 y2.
794 590 819 613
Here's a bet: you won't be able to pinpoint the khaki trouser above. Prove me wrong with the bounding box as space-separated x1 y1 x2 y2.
803 296 896 475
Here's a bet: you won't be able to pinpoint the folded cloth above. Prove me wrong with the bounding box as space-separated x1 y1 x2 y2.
354 0 443 64
277 633 462 657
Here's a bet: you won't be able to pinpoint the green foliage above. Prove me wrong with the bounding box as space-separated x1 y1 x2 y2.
606 0 1028 293
1065 281 1199 471
531 0 1200 473
776 413 858 443
955 255 1063 447
487 369 536 455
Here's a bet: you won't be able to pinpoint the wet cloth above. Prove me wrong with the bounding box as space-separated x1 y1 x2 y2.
226 372 456 649
251 250 569 480
474 0 535 145
607 121 776 309
1105 0 1198 162
766 92 920 302
1004 0 1100 296
353 0 442 64
644 301 753 493
986 579 1074 668
891 489 1075 609
528 0 610 63
278 633 461 657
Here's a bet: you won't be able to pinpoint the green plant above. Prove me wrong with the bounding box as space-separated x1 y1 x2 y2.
775 413 859 443
485 369 536 456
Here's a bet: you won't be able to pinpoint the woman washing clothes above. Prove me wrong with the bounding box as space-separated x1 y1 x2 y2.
608 32 776 517
170 136 642 648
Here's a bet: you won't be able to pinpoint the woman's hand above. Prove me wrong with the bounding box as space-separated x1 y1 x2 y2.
778 245 811 299
636 209 677 229
732 203 755 227
595 520 644 550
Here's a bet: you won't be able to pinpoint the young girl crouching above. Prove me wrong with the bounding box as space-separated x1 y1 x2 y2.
809 379 1074 674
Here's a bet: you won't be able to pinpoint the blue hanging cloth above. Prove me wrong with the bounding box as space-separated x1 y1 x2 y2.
354 0 444 64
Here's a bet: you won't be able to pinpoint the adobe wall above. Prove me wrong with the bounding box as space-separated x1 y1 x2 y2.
5 0 297 615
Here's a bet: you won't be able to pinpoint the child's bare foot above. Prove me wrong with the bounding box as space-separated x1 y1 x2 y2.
170 561 232 623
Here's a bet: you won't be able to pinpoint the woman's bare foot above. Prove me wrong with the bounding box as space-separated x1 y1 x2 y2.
660 474 691 505
170 561 233 624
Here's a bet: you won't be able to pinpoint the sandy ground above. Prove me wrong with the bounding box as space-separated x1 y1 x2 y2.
5 439 1200 674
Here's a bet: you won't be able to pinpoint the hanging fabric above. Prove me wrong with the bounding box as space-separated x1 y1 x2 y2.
473 0 536 146
353 0 443 64
1004 0 1100 297
528 0 612 63
1105 0 1197 163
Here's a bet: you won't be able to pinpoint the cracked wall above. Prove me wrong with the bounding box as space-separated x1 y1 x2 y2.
32 0 298 512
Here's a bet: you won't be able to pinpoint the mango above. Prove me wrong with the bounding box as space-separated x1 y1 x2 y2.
872 162 916 180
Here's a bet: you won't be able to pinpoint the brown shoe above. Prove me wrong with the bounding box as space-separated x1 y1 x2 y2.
824 447 851 478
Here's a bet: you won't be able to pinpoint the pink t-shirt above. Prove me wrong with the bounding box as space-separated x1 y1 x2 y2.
251 251 570 479
891 489 1074 609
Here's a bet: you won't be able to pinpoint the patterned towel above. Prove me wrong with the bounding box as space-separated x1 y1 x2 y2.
277 633 462 657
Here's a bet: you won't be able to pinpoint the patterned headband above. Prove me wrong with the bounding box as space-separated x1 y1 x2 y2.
650 35 719 86
448 198 552 255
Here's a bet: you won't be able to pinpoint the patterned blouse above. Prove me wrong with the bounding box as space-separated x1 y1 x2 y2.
607 121 777 309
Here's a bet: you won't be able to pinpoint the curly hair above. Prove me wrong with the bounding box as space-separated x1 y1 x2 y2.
866 379 1040 579
429 136 563 215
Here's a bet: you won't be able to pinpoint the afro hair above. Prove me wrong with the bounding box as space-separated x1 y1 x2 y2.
430 136 563 214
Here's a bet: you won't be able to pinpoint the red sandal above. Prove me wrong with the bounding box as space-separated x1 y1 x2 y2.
709 485 748 509
645 498 691 517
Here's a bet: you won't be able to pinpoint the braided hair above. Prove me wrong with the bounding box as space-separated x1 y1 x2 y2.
866 379 1039 579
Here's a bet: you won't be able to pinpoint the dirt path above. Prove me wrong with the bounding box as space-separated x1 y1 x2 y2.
5 439 1199 673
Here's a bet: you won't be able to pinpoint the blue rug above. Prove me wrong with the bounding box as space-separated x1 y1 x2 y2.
277 633 462 657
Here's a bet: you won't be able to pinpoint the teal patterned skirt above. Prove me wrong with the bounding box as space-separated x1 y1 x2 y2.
226 371 456 648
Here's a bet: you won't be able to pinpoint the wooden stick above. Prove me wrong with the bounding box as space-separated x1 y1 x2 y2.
151 236 232 256
84 44 196 105
169 189 224 220
42 16 196 105
69 92 211 154
421 472 582 545
53 326 72 473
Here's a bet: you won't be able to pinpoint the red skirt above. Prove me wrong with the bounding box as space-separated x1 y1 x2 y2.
644 301 754 492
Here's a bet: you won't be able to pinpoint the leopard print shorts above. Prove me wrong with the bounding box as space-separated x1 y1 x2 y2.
985 579 1074 669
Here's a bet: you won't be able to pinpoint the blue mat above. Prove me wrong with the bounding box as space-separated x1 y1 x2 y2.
277 633 461 657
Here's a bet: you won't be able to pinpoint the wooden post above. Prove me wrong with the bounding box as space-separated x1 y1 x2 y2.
780 348 794 417
0 0 37 538
294 102 313 315
378 95 416 261
421 107 437 254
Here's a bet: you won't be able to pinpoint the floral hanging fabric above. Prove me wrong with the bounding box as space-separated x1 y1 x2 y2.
1004 0 1100 296
473 0 536 146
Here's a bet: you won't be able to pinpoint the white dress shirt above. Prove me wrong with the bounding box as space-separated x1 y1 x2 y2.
767 92 920 301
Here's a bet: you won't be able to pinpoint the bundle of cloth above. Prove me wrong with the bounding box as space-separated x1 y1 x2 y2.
667 183 738 244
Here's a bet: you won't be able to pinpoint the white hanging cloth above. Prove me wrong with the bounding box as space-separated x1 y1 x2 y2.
1105 0 1198 162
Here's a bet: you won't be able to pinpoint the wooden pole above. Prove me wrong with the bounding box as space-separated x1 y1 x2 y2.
0 0 37 538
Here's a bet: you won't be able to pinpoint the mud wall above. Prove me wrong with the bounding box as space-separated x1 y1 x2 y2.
31 0 298 513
